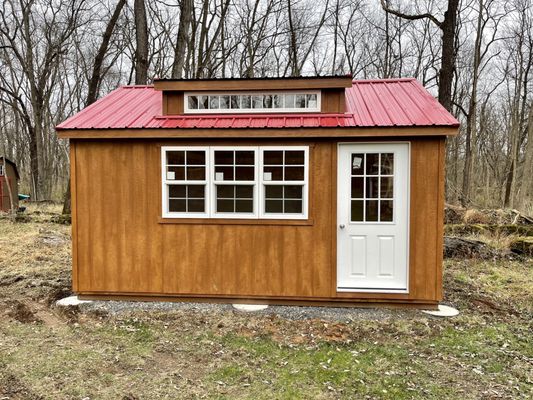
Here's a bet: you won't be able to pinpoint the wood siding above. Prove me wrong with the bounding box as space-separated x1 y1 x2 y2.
72 136 445 304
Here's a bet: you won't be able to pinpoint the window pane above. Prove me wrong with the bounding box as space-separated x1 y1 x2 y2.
215 151 233 165
187 166 205 180
209 95 219 109
366 200 379 221
380 177 393 198
366 177 379 198
217 185 234 198
217 199 234 212
167 166 185 180
220 95 230 109
264 166 283 180
284 200 302 213
231 95 240 109
263 95 272 108
265 185 283 198
167 151 185 165
306 94 317 108
235 166 254 181
236 200 253 213
351 154 364 175
351 177 364 198
187 185 204 198
187 151 205 165
264 151 283 165
169 199 186 212
198 95 208 109
284 166 304 181
169 185 186 198
295 94 306 108
235 151 254 165
381 153 394 175
236 185 253 198
215 166 233 180
285 151 304 165
381 200 393 222
187 96 198 110
265 200 283 213
351 200 364 221
241 95 251 108
188 199 204 212
366 154 379 175
273 94 283 108
285 94 295 108
284 185 302 199
252 95 263 108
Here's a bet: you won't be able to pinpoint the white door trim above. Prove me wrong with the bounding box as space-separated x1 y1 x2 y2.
336 142 411 294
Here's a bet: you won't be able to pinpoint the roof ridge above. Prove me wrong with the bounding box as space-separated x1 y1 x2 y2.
351 78 416 84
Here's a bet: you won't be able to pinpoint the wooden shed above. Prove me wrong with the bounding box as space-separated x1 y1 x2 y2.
56 76 459 308
0 156 19 212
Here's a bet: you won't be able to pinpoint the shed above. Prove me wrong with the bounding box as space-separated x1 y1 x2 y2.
56 76 459 308
0 156 19 212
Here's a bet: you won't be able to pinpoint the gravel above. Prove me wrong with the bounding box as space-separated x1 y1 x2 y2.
79 299 420 322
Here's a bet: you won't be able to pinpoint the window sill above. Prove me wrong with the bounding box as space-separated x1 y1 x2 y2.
158 217 314 226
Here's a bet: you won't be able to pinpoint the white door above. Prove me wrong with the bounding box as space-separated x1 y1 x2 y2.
337 143 410 292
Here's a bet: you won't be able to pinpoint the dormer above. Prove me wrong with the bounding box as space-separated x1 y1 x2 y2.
153 76 353 116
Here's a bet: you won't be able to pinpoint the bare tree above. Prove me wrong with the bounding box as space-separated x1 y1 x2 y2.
134 0 149 84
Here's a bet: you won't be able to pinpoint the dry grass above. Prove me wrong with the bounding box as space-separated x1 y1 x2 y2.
0 206 532 399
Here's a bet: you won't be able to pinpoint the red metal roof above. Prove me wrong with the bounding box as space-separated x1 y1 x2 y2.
56 78 459 131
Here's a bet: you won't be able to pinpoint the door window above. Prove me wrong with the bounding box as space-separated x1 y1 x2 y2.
351 153 394 223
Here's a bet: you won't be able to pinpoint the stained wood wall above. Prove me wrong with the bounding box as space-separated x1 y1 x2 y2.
71 137 445 304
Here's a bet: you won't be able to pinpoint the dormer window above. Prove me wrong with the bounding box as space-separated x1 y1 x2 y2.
184 91 321 114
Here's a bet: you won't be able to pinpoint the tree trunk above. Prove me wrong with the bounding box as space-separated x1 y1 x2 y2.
171 0 193 79
438 0 459 112
522 103 533 208
62 177 71 215
86 0 127 105
134 0 149 84
461 0 483 206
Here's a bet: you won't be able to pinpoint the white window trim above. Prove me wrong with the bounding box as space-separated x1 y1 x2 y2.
0 164 4 176
259 146 309 220
161 146 210 219
161 145 309 220
210 146 259 219
184 91 321 114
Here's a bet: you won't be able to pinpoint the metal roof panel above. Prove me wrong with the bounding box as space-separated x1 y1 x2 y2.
56 79 460 131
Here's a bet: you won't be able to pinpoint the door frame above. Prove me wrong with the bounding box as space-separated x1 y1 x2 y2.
334 141 411 294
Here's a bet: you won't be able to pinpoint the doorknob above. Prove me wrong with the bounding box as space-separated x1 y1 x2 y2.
339 224 345 229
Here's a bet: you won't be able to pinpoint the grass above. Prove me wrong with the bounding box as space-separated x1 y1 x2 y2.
0 205 532 399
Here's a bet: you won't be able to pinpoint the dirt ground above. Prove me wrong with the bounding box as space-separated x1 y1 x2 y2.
0 204 532 399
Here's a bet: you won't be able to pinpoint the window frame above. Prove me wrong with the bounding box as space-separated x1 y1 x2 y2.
259 146 309 220
184 91 321 114
161 145 309 220
210 146 259 219
161 146 210 219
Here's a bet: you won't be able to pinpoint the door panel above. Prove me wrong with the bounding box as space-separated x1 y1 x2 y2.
337 143 409 292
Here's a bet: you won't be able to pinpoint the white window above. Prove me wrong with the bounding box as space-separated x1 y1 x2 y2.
162 147 209 218
260 147 309 219
162 146 309 220
0 164 4 176
184 91 321 114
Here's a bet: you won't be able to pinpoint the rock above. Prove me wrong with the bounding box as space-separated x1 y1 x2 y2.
445 224 533 237
444 236 499 259
509 237 533 257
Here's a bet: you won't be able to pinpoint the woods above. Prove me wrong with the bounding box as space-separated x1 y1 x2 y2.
0 0 531 211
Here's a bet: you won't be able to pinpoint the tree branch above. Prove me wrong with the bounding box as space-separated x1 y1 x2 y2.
380 0 442 29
